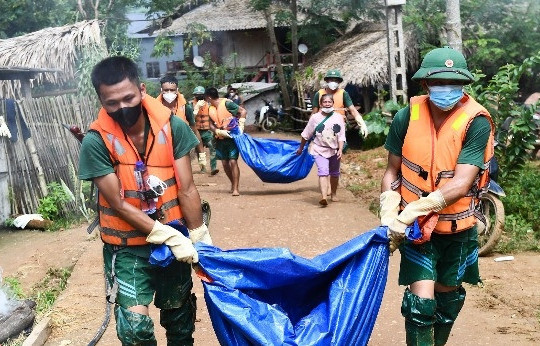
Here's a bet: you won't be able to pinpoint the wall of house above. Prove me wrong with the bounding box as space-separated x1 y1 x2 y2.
137 36 185 80
221 30 271 68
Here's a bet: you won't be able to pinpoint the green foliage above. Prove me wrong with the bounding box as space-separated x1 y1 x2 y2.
32 267 72 314
467 51 540 180
1 276 25 299
362 96 405 149
495 215 540 254
177 52 247 100
0 0 77 38
151 32 175 57
501 163 540 234
37 182 71 221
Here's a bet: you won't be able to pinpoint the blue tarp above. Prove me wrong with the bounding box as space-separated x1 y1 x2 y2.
195 227 390 346
232 132 315 184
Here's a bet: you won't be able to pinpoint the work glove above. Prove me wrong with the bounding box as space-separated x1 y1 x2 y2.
215 129 232 138
189 223 213 245
146 221 198 263
238 118 246 134
354 115 368 138
380 190 401 226
198 152 207 171
388 190 447 240
0 116 11 138
194 100 206 115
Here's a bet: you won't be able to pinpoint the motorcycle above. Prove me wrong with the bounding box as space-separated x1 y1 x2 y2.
476 157 506 256
254 99 284 132
476 119 509 256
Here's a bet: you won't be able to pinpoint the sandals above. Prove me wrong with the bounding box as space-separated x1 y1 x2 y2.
319 198 328 207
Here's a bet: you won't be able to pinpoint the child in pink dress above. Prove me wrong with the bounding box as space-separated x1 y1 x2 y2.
296 94 346 206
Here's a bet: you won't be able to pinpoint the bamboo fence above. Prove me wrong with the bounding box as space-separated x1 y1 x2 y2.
0 95 98 216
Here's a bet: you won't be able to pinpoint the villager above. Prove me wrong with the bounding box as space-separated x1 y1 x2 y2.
312 69 368 196
380 46 494 345
157 75 205 170
296 94 346 206
205 87 247 196
192 86 219 175
79 56 212 345
226 84 244 107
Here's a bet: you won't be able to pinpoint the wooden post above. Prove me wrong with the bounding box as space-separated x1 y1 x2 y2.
0 138 9 223
385 0 408 104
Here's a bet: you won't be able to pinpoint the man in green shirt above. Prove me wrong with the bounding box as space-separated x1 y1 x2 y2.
79 56 211 345
379 47 493 345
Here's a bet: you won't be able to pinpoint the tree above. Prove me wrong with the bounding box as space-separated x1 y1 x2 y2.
445 0 462 52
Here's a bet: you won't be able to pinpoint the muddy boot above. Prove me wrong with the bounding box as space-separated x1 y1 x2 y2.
434 286 466 346
160 293 196 346
114 305 157 346
402 288 436 346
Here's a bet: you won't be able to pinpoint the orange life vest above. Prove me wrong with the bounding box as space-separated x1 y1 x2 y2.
157 92 188 123
399 94 495 234
89 96 183 246
192 98 211 130
209 98 236 138
318 88 346 116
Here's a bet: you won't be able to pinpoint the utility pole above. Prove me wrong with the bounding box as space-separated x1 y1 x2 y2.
385 0 407 104
445 0 463 52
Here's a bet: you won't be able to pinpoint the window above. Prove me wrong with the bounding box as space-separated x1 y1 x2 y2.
146 62 160 78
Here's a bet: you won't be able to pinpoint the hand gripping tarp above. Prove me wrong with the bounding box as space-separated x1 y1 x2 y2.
194 227 390 345
231 132 314 184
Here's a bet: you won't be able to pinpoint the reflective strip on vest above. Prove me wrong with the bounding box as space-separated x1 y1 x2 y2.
400 94 494 234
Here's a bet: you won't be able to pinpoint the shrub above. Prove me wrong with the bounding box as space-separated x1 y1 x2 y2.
501 163 540 234
37 182 71 221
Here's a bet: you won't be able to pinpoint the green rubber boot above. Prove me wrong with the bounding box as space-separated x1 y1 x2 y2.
114 305 157 346
434 286 466 346
402 288 437 346
160 293 196 346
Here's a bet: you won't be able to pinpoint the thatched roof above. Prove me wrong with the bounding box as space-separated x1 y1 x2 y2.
155 0 306 35
300 24 418 89
0 20 105 86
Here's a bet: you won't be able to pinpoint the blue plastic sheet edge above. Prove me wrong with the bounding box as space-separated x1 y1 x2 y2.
231 131 315 184
195 227 390 346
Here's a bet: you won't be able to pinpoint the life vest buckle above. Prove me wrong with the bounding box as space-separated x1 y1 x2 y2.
419 169 428 180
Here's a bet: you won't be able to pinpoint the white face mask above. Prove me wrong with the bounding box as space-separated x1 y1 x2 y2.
321 107 334 114
327 82 339 90
162 92 177 104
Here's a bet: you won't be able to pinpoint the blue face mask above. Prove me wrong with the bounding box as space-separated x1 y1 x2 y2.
428 85 464 111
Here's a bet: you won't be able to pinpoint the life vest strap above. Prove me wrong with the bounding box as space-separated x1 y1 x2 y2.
402 175 429 198
402 156 429 180
122 177 176 199
438 208 475 221
391 174 402 191
100 227 147 246
435 170 455 186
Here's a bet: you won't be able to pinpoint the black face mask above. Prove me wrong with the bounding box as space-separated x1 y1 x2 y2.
107 102 142 129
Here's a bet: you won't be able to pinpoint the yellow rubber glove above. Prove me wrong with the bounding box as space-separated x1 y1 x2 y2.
198 152 207 171
389 190 447 238
238 118 246 134
188 223 213 245
146 221 198 263
355 115 369 138
215 129 232 138
380 190 402 226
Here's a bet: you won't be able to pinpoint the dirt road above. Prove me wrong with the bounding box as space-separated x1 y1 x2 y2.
1 133 539 345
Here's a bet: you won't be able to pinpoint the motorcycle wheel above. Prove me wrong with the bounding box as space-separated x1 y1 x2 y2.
261 116 278 132
477 192 505 256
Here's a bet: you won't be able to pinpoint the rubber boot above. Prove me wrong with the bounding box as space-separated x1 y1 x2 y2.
114 305 157 346
434 286 466 346
401 288 437 346
160 293 196 346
